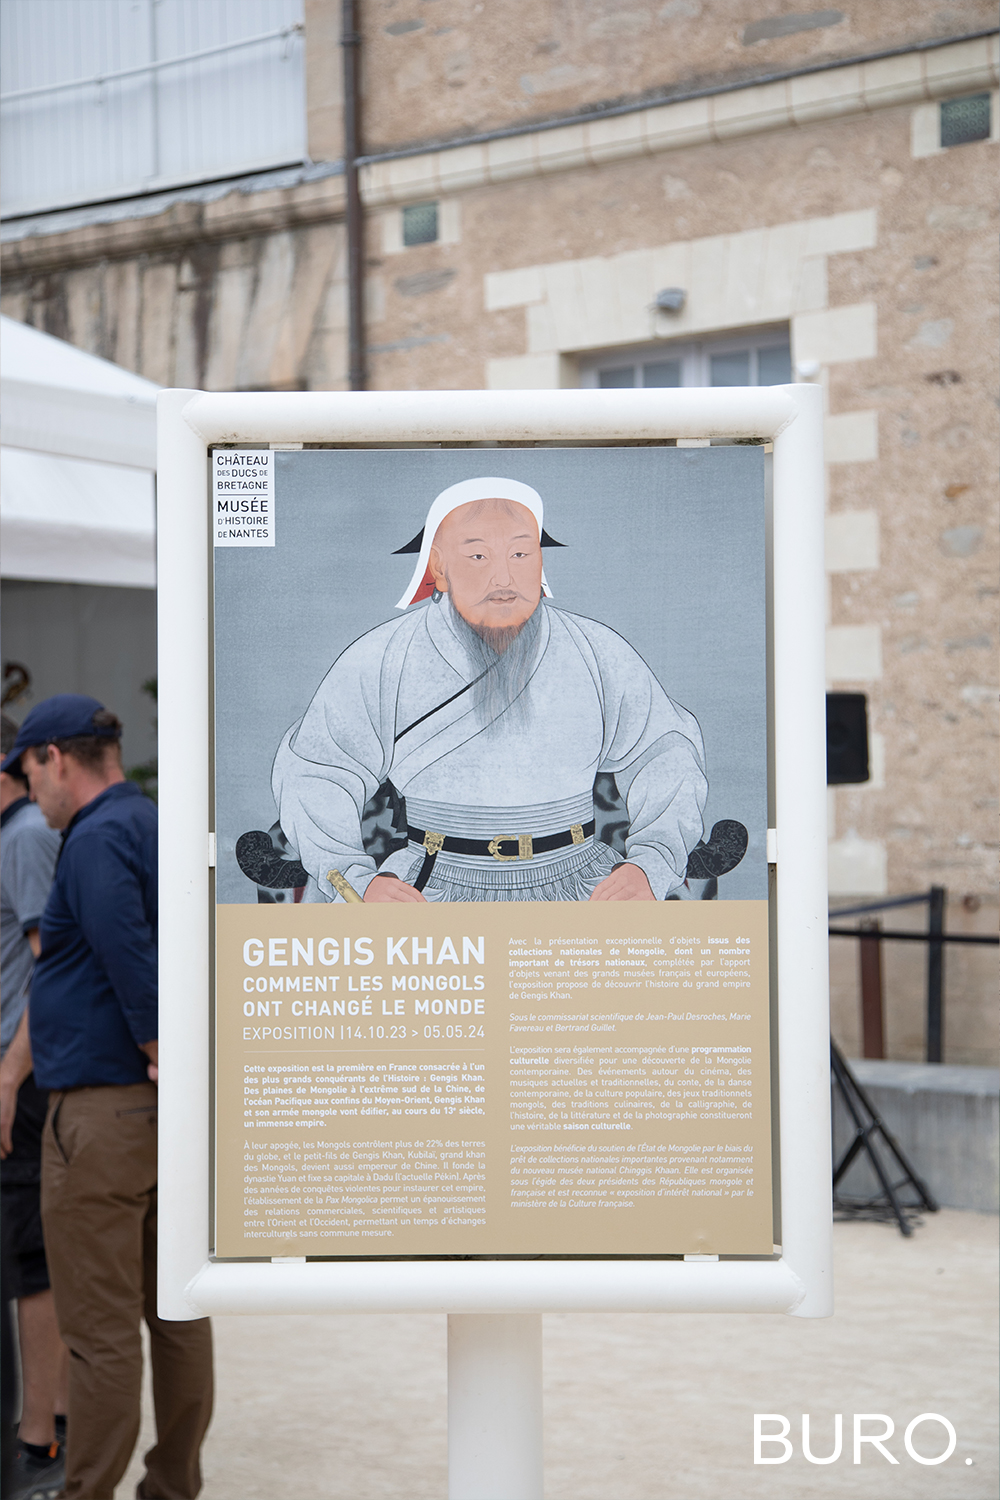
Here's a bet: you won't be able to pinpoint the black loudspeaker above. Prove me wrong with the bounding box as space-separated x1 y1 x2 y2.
826 692 870 784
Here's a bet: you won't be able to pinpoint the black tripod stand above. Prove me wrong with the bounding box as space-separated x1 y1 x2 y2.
831 1041 938 1236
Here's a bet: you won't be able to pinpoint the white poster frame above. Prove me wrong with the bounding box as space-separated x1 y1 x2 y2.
156 384 831 1323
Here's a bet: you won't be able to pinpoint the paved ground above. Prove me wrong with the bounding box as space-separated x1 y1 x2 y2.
121 1208 997 1499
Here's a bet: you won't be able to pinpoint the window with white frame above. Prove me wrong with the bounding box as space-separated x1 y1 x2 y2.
580 328 793 390
0 0 306 218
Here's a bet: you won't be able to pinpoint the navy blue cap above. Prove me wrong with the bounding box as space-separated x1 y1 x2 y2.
0 694 120 775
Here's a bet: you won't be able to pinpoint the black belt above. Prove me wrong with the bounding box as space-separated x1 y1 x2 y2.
407 820 595 892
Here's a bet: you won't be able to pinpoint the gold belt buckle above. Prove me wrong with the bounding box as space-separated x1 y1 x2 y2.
487 834 533 861
423 830 445 856
570 823 585 845
488 834 518 862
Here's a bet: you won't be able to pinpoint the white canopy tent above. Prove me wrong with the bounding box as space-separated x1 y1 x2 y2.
0 316 157 587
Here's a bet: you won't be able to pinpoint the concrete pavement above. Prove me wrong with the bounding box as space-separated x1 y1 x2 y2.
123 1208 997 1498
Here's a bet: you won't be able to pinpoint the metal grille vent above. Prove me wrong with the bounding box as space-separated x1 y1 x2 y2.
402 201 439 246
940 93 991 148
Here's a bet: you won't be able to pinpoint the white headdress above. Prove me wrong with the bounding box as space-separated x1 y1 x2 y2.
394 477 557 609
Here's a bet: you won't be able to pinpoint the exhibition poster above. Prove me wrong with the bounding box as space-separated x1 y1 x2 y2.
212 446 774 1258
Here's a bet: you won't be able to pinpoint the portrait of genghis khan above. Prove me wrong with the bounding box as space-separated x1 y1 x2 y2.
268 478 713 905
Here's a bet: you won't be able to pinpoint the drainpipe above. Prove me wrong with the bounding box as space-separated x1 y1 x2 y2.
341 0 364 390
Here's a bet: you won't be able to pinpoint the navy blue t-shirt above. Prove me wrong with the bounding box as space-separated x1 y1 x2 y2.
30 782 157 1090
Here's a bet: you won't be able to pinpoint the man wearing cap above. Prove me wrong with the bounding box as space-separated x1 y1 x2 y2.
274 478 707 904
2 696 213 1500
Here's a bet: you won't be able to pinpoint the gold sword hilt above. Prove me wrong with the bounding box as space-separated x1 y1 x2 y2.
327 868 364 904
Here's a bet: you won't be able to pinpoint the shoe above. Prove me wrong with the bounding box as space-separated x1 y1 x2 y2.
8 1441 65 1500
235 827 308 890
685 819 749 880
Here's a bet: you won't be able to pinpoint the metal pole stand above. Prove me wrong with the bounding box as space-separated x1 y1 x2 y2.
448 1314 543 1500
831 1041 938 1236
926 884 946 1062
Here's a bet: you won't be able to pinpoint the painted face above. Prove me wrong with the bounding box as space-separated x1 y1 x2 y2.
429 498 543 632
22 746 74 830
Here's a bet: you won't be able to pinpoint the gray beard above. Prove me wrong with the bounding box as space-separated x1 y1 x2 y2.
449 600 544 732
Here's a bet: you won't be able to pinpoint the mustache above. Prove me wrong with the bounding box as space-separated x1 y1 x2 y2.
477 587 532 604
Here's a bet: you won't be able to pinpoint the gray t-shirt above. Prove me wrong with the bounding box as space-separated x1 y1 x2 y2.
1 798 60 1055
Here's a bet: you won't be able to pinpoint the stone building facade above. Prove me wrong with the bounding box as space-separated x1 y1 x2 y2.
2 1 996 1060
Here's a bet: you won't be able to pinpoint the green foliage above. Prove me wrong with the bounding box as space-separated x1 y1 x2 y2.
126 760 158 802
126 677 159 800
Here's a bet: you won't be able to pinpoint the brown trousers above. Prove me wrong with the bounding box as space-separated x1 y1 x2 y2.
41 1082 213 1500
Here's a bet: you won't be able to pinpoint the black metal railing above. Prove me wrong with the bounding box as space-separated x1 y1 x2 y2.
828 886 999 1064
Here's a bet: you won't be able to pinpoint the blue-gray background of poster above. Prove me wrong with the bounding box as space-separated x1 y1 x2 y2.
214 446 767 902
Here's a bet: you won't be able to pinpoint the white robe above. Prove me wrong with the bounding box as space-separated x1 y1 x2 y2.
272 597 707 902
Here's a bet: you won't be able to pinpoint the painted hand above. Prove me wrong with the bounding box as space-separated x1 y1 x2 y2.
588 863 655 901
364 875 428 903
